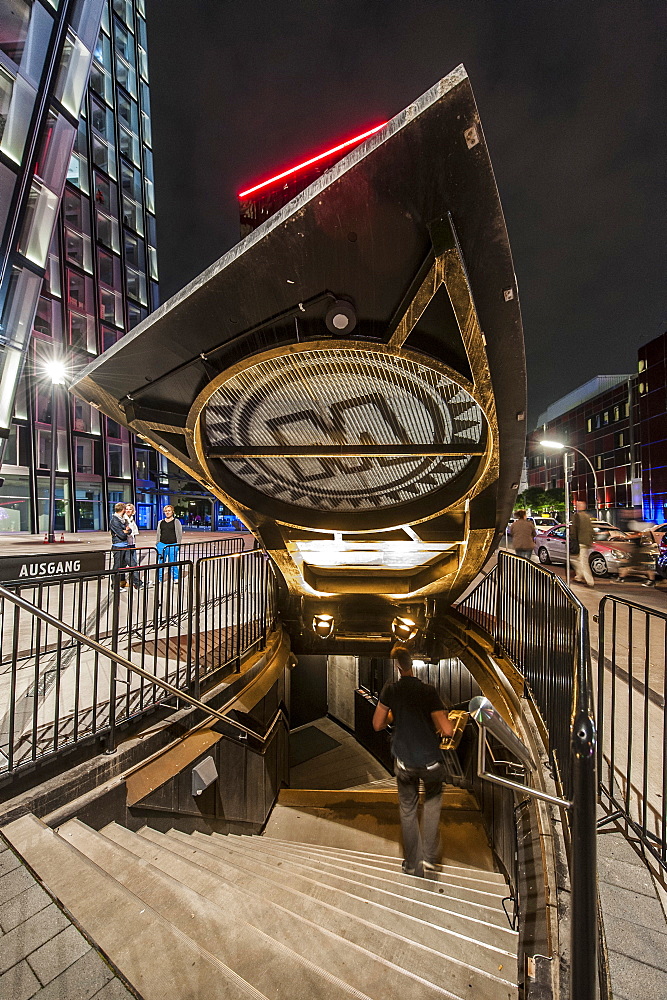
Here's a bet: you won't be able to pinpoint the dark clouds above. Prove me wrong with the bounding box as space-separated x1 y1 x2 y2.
145 0 665 424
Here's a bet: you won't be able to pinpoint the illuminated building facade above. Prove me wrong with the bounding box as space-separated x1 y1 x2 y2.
527 330 667 524
0 0 163 533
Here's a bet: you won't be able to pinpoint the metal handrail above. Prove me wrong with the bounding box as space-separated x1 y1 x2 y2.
0 583 279 744
458 551 598 1000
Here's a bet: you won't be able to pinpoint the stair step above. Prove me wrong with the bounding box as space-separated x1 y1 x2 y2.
162 828 517 984
58 819 367 1000
233 835 508 893
103 824 514 1000
182 829 511 931
1 815 270 1000
260 835 507 883
215 833 508 909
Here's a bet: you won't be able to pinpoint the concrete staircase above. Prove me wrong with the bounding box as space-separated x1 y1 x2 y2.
3 812 518 999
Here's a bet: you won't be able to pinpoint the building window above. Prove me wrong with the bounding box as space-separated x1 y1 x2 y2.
75 438 95 474
615 432 626 448
17 179 60 267
32 295 62 341
101 325 122 351
586 417 593 432
65 227 93 273
73 399 100 434
107 442 129 478
69 311 96 353
55 30 89 118
67 117 89 194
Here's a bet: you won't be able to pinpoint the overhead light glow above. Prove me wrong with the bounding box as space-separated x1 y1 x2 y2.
312 614 335 638
43 359 67 385
392 616 419 641
540 439 565 450
238 122 388 199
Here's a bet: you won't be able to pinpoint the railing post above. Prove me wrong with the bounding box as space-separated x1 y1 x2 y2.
570 708 597 1000
106 575 121 754
494 550 503 655
193 559 202 701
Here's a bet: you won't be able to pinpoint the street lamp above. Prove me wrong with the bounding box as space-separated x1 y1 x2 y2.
540 439 602 520
45 359 67 543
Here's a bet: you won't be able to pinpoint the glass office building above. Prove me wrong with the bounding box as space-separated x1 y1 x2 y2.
0 0 165 534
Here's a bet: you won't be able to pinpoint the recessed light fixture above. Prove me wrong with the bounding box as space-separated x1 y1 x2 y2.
312 614 335 638
325 299 356 334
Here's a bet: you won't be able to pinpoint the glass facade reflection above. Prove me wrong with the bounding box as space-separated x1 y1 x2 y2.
0 0 164 533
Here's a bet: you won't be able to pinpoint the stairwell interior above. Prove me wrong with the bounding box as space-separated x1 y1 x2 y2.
1 638 558 999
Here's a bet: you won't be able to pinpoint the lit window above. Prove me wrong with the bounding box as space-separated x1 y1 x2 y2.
55 31 89 117
17 180 59 267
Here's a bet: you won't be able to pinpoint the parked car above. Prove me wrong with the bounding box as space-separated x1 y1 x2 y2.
534 525 659 578
532 516 560 530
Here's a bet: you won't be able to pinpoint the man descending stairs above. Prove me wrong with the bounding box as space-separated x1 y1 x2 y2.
3 805 518 1000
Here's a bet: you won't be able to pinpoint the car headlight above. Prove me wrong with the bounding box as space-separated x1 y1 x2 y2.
610 550 625 559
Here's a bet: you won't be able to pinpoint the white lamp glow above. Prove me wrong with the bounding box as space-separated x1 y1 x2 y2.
43 359 67 385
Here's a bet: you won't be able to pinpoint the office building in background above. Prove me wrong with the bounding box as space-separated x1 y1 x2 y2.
0 0 217 533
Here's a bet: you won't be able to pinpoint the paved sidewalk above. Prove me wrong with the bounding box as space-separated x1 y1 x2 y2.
0 834 136 1000
0 529 252 557
597 814 667 999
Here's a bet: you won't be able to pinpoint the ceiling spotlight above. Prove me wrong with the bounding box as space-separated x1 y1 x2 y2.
325 299 356 335
312 614 335 638
392 616 418 641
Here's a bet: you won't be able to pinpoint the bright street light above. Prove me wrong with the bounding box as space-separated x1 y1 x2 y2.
43 359 67 385
540 440 565 451
539 438 602 520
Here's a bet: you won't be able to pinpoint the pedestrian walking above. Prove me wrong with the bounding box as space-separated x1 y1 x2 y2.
509 510 536 559
156 504 182 582
570 500 595 587
110 501 132 588
372 645 453 878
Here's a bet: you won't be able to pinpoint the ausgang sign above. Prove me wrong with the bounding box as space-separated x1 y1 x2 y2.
0 550 106 583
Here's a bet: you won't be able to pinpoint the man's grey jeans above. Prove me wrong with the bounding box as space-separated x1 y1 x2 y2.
395 757 447 874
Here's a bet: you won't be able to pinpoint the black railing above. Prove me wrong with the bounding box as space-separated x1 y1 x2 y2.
106 531 251 570
0 548 277 776
457 550 598 1000
597 595 667 870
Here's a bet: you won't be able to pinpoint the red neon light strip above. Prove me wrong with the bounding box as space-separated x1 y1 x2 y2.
238 122 388 199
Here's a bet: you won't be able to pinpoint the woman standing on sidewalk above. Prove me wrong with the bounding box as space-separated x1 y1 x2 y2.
156 504 182 581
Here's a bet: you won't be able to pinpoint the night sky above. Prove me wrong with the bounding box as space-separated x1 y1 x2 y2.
144 0 665 426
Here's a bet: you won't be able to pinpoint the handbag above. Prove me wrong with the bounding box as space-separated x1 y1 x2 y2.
569 536 580 555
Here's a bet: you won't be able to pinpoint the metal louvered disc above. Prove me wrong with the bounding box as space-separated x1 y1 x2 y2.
204 349 484 512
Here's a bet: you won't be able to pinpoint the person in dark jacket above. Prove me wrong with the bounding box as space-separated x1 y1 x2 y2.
509 510 536 559
110 501 133 588
156 504 182 581
373 644 453 877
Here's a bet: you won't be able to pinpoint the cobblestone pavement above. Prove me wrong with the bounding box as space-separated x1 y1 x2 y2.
0 834 137 999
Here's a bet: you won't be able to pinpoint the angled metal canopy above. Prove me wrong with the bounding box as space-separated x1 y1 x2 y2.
72 64 526 639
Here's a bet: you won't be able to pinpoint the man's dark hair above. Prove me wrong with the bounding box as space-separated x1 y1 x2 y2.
390 644 413 672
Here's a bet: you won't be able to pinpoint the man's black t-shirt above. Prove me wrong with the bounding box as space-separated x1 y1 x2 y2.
379 676 444 767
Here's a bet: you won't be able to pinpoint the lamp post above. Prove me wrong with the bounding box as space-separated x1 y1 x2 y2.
44 359 67 543
540 439 602 520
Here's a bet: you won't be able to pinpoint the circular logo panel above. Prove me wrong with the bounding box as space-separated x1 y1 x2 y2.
204 349 484 512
